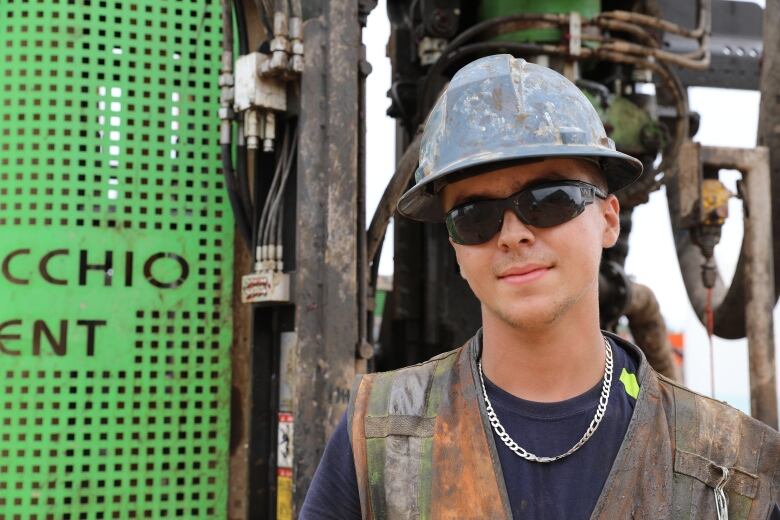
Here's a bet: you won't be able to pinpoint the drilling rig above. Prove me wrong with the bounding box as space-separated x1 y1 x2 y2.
0 0 777 519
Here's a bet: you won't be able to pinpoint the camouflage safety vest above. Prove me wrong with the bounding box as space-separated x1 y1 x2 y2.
347 331 780 519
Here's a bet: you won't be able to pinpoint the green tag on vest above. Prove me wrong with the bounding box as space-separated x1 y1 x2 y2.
620 368 640 399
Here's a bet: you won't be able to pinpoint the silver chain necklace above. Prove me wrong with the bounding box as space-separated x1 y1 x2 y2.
478 336 613 463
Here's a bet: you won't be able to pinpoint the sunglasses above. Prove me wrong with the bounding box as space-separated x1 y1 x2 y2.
445 180 608 245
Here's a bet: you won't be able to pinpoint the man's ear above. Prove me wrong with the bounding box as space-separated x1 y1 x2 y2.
601 194 621 248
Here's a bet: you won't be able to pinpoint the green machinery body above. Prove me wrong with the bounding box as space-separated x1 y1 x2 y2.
1 1 233 517
479 0 600 41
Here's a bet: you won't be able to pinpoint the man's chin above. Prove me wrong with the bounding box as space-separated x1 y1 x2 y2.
489 304 563 330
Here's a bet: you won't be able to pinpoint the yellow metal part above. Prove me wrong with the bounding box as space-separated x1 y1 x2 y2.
277 470 293 520
701 179 731 225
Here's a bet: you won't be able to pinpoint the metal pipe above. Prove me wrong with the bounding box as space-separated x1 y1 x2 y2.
741 146 777 428
366 131 422 265
757 0 780 328
668 147 780 342
589 37 710 70
423 224 439 348
670 0 780 340
268 0 290 73
288 0 304 75
593 18 659 49
357 41 370 359
599 0 710 40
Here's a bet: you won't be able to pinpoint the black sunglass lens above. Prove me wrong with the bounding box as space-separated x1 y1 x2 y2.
447 202 503 245
517 185 585 227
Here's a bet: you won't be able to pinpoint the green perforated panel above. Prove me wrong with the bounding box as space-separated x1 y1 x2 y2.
0 1 233 518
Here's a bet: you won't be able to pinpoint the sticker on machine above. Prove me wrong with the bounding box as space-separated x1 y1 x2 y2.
277 412 294 469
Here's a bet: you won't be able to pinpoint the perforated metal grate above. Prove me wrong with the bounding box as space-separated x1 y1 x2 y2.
0 1 233 518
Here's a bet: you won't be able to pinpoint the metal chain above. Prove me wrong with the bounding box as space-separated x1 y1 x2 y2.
714 465 730 520
478 336 613 463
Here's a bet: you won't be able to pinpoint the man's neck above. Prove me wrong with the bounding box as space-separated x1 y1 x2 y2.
480 308 606 403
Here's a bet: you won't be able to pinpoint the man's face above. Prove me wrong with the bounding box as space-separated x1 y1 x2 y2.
440 158 620 331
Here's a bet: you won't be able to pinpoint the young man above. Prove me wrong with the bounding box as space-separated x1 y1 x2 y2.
301 55 780 519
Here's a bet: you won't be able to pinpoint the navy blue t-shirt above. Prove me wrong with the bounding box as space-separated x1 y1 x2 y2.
300 337 641 519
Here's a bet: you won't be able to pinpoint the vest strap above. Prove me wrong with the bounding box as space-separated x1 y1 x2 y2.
364 415 436 438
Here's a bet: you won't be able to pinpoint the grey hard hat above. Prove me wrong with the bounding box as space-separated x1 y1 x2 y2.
397 54 643 222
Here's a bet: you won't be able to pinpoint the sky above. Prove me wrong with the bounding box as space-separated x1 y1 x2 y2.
362 0 777 417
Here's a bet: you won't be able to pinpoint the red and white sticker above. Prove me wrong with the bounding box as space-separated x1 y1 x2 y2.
277 412 294 469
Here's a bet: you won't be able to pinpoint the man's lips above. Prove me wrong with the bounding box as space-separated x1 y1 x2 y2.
497 265 551 284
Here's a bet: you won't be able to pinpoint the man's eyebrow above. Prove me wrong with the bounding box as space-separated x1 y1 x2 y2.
510 173 568 192
452 192 494 207
451 173 575 207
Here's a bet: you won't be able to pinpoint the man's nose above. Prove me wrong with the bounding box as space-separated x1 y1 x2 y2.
496 209 535 248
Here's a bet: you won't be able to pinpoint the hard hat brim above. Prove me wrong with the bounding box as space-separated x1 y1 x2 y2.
397 145 644 222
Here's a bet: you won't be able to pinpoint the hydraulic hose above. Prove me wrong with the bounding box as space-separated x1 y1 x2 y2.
222 143 253 247
253 0 274 37
288 0 301 19
264 126 298 249
258 127 289 251
236 124 254 227
221 0 253 249
234 0 249 56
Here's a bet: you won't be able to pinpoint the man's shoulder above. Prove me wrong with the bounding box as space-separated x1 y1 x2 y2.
655 372 779 440
608 332 775 439
361 346 463 383
652 373 779 511
348 345 465 425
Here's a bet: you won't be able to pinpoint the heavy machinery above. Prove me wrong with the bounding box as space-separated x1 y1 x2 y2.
0 0 777 518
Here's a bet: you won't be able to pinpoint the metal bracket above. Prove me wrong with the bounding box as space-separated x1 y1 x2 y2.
697 145 776 427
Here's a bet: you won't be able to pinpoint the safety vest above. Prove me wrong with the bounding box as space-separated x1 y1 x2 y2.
347 331 780 519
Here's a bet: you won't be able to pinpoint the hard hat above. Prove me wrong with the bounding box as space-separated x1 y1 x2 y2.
397 54 643 222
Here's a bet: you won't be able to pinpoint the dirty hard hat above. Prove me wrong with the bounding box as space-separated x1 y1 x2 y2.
397 54 644 222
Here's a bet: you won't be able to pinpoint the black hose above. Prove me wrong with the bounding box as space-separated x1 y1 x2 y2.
236 129 254 230
234 0 249 56
222 143 253 248
254 0 274 38
288 0 302 19
220 0 252 249
221 0 233 53
443 13 568 55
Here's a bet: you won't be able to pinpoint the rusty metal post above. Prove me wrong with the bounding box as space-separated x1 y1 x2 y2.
757 0 780 282
701 146 778 428
737 148 778 429
229 240 253 520
293 0 361 515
